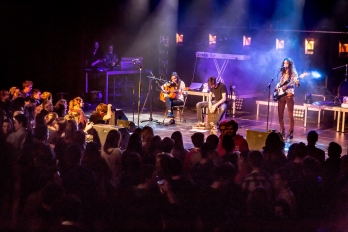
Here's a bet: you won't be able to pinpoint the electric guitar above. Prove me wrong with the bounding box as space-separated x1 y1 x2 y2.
273 72 308 101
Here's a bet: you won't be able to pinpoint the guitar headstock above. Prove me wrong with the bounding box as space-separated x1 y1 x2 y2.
299 71 309 79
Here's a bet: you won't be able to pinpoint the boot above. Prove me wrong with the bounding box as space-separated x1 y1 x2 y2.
288 130 294 139
279 129 285 137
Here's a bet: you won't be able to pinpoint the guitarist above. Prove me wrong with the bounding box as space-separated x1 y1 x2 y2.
275 57 300 139
161 72 186 123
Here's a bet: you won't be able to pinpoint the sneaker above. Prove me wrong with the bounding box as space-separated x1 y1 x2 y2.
167 112 174 118
210 125 218 135
193 122 205 129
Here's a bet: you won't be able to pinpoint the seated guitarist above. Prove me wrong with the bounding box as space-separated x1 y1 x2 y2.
161 72 186 122
275 57 300 139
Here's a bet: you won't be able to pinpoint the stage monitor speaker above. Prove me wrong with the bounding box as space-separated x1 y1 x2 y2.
117 119 136 132
92 124 130 150
109 109 128 126
246 129 270 151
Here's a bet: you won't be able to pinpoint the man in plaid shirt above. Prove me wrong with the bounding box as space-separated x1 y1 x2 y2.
241 150 273 197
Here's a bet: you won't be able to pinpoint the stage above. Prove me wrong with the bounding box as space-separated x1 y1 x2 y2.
87 98 348 157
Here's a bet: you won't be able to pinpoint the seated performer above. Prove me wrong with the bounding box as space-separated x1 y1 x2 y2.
194 76 227 131
160 72 186 124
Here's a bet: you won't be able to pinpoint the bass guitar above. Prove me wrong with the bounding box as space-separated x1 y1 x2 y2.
273 72 308 101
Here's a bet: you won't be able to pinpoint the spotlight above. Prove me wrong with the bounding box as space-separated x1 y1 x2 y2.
243 36 251 46
209 34 216 48
305 39 314 54
176 33 183 46
310 71 322 78
276 38 284 50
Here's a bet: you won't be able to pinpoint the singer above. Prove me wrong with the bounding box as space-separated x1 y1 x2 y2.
275 57 300 139
160 72 186 124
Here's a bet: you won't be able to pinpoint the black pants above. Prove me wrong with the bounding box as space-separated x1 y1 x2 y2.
278 95 294 132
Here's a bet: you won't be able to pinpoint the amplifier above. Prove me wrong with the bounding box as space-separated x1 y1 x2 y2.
246 129 270 151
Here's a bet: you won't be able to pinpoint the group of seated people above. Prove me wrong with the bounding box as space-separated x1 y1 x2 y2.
1 81 348 231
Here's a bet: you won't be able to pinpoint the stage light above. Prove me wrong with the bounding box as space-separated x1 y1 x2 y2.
276 38 284 50
243 36 251 46
209 34 216 48
310 71 321 78
305 39 314 54
339 41 348 57
176 33 183 46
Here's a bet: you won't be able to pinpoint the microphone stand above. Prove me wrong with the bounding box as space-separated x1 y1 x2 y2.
141 74 161 124
332 63 348 81
137 65 143 127
132 60 137 123
263 69 281 132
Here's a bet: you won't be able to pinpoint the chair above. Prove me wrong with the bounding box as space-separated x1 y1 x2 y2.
162 93 188 124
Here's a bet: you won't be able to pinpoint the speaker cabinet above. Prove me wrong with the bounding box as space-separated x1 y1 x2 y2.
92 124 130 150
109 109 128 126
117 119 136 133
246 129 270 151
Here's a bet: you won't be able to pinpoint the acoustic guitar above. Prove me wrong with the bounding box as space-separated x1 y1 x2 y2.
273 72 308 101
159 83 179 102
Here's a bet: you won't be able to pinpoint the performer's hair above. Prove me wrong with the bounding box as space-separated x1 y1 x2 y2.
281 57 296 77
207 76 216 85
96 103 108 114
171 72 180 85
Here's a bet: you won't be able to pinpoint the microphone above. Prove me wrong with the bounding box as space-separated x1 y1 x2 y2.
132 59 139 62
150 71 154 77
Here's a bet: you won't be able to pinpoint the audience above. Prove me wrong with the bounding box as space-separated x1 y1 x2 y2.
262 131 287 175
101 130 123 187
183 132 204 173
1 94 347 232
216 119 249 156
306 130 326 164
241 150 273 197
170 131 188 161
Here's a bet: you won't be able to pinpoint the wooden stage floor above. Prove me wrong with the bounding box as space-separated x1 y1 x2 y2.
90 99 348 157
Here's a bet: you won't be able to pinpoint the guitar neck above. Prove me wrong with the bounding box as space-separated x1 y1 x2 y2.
283 80 295 88
280 72 306 88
